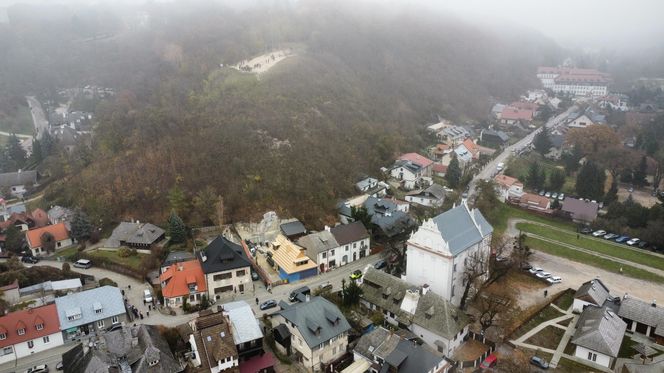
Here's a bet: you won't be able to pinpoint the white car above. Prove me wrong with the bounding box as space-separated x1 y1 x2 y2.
626 238 640 246
529 267 543 274
536 271 552 279
592 230 607 237
547 276 562 284
143 289 153 303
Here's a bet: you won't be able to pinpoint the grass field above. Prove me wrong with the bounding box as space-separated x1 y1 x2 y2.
524 326 565 350
517 222 664 271
0 102 34 135
513 305 564 339
524 236 664 284
87 249 147 270
493 204 574 234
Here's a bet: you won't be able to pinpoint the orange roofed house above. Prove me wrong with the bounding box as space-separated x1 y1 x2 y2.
494 174 524 202
27 222 73 257
0 304 64 364
160 260 208 308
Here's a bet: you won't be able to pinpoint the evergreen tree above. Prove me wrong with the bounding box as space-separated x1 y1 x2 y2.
40 131 56 157
445 154 461 189
168 210 187 244
632 155 648 187
533 126 552 155
342 279 363 306
167 183 189 215
70 210 93 242
548 168 566 191
5 134 27 169
526 162 544 190
604 182 618 205
576 161 606 200
29 138 43 164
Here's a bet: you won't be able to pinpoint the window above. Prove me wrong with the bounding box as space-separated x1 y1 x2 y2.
353 243 357 248
190 294 196 301
451 285 455 297
2 346 12 355
17 328 25 336
27 341 34 348
236 270 246 277
321 252 326 259
36 324 44 331
112 316 119 324
43 336 50 344
213 273 232 281
97 320 104 328
149 360 159 366
587 352 597 362
453 263 457 272
330 250 335 256
0 333 5 340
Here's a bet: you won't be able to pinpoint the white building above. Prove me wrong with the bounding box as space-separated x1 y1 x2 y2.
493 174 523 202
198 236 254 300
389 160 425 190
571 306 626 369
405 202 493 307
0 170 37 198
537 67 609 97
0 304 64 364
572 279 610 313
405 184 446 207
297 221 370 273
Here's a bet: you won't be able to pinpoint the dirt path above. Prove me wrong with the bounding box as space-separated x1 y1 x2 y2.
230 49 295 75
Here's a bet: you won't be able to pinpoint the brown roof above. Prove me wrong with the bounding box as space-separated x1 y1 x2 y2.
192 312 238 369
494 174 522 188
398 153 434 168
520 193 550 210
501 107 534 121
330 221 369 246
561 197 599 221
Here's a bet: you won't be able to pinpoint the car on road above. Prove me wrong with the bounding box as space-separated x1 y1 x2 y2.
259 300 277 310
529 267 543 274
143 289 153 304
530 356 549 369
73 259 92 269
350 270 363 280
106 323 123 333
546 276 562 284
580 227 593 234
251 270 259 281
374 259 387 270
318 281 333 292
603 233 619 240
21 255 39 264
289 286 311 302
25 365 49 373
626 238 640 246
55 362 63 371
536 271 552 279
496 162 504 171
615 236 630 243
558 193 565 201
592 230 607 237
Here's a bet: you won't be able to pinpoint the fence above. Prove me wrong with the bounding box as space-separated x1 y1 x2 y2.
506 288 572 338
451 331 496 370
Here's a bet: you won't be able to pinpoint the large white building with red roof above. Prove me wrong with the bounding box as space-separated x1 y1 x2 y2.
0 304 64 364
537 66 609 97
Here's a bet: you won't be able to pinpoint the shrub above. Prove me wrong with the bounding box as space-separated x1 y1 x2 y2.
99 277 118 287
118 247 132 258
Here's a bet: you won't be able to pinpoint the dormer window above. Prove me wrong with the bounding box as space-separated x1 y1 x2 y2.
149 359 159 366
36 323 44 331
17 328 25 336
0 333 6 340
93 302 103 314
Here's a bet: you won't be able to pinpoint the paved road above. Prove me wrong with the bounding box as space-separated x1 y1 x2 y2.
0 131 32 139
467 106 577 199
26 96 48 139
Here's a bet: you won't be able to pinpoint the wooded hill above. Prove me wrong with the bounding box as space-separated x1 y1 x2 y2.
3 1 562 227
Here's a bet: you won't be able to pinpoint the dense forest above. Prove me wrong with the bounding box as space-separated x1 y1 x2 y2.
1 1 564 227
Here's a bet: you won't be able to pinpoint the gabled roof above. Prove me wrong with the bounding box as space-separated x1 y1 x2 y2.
426 203 493 256
574 279 611 307
562 197 599 221
280 220 306 237
361 268 468 340
223 301 263 345
363 197 416 238
26 222 70 248
481 129 509 142
354 327 401 362
160 260 207 298
617 297 664 330
270 234 317 275
519 193 550 209
501 107 533 121
162 251 196 268
386 339 445 372
572 306 626 357
398 153 434 168
0 170 37 188
0 304 60 348
192 312 238 367
54 286 125 330
494 174 522 189
276 296 351 348
199 236 252 274
406 184 446 201
454 145 473 163
330 221 369 246
297 230 339 259
106 222 165 247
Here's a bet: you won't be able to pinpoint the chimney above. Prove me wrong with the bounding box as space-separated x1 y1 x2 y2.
652 300 657 308
305 294 310 303
421 284 430 295
324 225 330 232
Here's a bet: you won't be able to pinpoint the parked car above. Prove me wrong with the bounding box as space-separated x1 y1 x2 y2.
536 271 552 279
539 190 546 196
350 270 363 280
106 323 122 333
288 286 311 302
551 192 558 199
21 256 39 264
318 282 333 292
615 236 630 243
592 230 607 237
251 270 259 281
25 365 49 373
530 356 549 369
545 192 551 198
603 233 619 240
580 227 593 234
73 259 92 269
558 193 565 201
55 362 63 371
259 300 277 310
626 238 640 246
521 263 532 271
479 354 497 369
374 259 387 270
143 289 153 304
529 267 543 274
638 241 650 249
546 276 562 284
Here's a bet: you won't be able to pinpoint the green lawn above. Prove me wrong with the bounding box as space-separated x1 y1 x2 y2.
56 246 80 260
513 305 564 339
524 326 565 349
524 236 664 284
86 249 147 270
0 102 34 135
517 222 664 271
493 204 574 234
553 290 575 311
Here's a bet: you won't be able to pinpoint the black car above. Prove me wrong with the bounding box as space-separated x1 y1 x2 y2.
106 324 123 333
260 299 277 310
638 241 650 249
21 256 39 264
374 260 386 270
580 227 593 234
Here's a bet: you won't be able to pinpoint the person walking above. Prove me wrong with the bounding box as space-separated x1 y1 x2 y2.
255 297 259 305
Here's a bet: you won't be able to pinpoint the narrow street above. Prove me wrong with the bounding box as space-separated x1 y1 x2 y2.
25 95 48 139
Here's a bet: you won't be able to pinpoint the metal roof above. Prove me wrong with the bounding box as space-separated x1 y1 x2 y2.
223 301 263 345
430 203 493 256
275 296 350 349
55 286 125 329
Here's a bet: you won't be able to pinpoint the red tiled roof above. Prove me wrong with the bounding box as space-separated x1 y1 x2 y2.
160 260 207 298
26 223 69 249
398 153 434 168
240 351 275 373
520 193 550 209
433 163 447 174
0 304 60 348
501 107 534 121
494 174 522 188
510 101 539 111
462 139 480 157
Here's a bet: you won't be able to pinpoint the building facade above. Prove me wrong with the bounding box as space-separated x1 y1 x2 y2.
0 304 64 364
54 286 127 341
199 236 254 301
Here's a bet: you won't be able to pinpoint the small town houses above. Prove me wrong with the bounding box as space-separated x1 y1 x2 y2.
198 236 254 300
0 304 64 364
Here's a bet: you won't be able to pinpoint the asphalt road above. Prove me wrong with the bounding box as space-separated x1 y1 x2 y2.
467 105 577 199
25 96 48 140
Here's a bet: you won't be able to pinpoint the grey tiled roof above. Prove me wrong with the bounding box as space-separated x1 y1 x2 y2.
431 203 493 256
387 339 444 372
354 327 400 362
223 301 263 345
330 221 369 246
106 222 165 247
572 306 626 357
199 236 252 274
55 286 125 330
297 230 340 260
562 198 599 221
361 268 468 339
162 251 195 268
574 279 611 307
280 220 306 237
365 197 416 237
0 170 37 188
275 296 351 349
618 297 664 331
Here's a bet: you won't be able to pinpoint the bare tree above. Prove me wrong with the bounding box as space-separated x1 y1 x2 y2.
511 233 532 269
486 237 512 285
477 288 513 333
460 249 489 310
40 232 56 254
